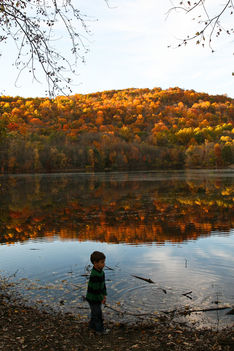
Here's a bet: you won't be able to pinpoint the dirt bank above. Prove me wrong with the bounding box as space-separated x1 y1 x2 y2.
0 289 233 351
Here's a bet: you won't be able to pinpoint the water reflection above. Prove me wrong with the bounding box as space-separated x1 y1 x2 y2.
0 171 233 328
0 235 233 328
0 170 233 245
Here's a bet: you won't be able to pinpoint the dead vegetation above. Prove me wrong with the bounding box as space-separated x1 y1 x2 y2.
0 286 233 351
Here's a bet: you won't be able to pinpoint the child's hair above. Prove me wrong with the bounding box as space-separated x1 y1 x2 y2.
90 251 106 264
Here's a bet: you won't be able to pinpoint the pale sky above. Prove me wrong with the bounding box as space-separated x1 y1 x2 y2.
0 0 233 98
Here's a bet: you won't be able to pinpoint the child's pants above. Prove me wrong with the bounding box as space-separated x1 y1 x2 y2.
88 302 104 332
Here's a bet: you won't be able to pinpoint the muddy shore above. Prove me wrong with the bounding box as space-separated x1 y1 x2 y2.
0 288 233 351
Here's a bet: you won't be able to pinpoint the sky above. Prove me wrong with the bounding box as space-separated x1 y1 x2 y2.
0 0 233 98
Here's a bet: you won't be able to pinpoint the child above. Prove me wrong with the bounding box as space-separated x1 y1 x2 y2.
86 251 107 333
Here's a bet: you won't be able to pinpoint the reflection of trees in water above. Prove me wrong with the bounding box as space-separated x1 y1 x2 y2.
0 174 233 245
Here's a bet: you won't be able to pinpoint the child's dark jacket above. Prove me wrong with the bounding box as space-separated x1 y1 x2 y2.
86 267 107 303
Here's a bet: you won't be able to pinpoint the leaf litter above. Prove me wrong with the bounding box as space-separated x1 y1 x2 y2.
1 274 234 351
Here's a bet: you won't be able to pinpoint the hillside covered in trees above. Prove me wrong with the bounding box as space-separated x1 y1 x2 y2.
0 87 233 173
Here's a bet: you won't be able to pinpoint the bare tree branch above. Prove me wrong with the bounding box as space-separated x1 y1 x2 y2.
167 1 234 52
0 0 95 96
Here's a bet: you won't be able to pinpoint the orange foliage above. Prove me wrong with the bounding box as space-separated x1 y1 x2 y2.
0 87 233 173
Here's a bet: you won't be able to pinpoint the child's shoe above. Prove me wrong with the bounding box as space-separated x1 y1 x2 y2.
96 328 110 335
102 328 110 335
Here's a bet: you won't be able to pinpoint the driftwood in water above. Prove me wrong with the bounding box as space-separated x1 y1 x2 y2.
105 304 230 318
226 308 234 315
191 306 230 313
163 306 230 315
94 300 232 319
105 265 115 271
182 291 192 300
131 275 155 284
104 304 124 315
131 275 167 294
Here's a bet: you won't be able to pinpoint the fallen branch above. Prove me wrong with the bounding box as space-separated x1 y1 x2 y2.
104 304 124 315
8 270 19 279
104 304 157 317
131 275 167 294
162 306 230 315
131 275 154 284
188 306 230 313
70 283 82 290
226 308 234 315
182 291 192 300
105 266 114 271
182 291 192 296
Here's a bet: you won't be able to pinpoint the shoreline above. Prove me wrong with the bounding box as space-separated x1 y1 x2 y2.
0 288 233 351
0 166 234 176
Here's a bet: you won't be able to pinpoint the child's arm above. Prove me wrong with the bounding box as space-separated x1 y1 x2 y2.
102 274 107 304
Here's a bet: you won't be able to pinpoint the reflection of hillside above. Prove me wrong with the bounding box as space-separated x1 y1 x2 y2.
1 200 233 245
0 174 233 245
50 221 232 244
1 219 233 245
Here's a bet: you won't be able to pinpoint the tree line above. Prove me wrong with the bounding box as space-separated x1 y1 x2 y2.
0 87 233 173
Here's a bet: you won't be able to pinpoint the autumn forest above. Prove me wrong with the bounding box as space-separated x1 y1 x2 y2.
0 87 233 173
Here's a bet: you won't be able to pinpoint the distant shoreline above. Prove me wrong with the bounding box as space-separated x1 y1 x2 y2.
1 165 234 176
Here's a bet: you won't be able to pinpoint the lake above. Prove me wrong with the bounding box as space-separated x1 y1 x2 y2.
0 170 233 328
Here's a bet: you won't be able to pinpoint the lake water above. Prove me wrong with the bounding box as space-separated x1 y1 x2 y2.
0 170 233 328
